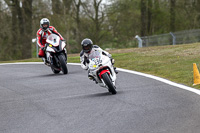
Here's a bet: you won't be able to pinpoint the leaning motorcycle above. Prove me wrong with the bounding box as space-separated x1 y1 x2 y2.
86 50 117 94
44 34 68 74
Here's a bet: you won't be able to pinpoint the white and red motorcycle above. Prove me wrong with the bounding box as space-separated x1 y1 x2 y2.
87 50 117 94
45 34 68 74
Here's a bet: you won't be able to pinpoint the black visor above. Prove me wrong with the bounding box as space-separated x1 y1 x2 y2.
83 45 91 50
83 44 92 53
42 22 49 30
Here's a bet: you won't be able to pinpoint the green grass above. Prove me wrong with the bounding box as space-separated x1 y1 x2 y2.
110 43 200 89
1 43 200 88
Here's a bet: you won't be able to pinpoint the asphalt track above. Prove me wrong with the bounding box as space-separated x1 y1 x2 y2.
1 63 200 133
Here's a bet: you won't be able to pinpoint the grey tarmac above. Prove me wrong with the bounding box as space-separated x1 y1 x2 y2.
0 63 200 133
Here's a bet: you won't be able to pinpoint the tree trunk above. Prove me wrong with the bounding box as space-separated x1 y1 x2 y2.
63 0 73 44
22 0 32 59
141 0 147 36
170 0 176 32
76 0 81 44
93 0 102 44
11 0 18 58
147 0 152 35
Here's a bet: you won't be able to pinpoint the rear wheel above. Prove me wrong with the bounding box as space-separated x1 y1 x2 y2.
58 54 68 74
101 73 117 94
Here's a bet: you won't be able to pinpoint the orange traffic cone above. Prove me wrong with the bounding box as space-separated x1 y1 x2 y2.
193 63 200 86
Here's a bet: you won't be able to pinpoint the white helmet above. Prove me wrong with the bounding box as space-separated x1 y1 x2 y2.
40 18 50 31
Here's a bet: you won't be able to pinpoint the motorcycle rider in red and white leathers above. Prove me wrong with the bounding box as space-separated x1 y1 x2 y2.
36 18 64 63
80 38 118 80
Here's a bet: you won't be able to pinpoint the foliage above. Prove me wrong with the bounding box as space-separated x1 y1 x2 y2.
1 0 200 60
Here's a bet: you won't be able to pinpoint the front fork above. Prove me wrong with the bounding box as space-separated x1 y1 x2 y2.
46 52 59 67
46 52 52 64
64 48 67 62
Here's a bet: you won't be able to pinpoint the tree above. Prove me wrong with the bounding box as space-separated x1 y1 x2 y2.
106 0 141 48
3 0 32 59
22 0 32 59
11 0 19 58
63 0 73 43
0 1 11 60
73 0 82 44
82 0 105 44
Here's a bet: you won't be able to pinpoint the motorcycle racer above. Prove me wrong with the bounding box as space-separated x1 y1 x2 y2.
36 18 64 64
80 38 118 80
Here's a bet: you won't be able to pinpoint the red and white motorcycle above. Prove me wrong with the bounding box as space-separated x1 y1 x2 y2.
45 34 68 74
87 50 117 94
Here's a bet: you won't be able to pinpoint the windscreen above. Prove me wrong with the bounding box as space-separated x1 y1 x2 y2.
89 50 101 65
89 50 101 59
46 34 59 46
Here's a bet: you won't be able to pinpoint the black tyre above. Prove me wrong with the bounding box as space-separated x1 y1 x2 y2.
58 54 68 74
51 66 60 74
101 73 117 94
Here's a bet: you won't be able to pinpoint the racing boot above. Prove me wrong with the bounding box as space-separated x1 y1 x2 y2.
42 57 50 66
88 73 95 80
88 75 94 80
88 74 98 84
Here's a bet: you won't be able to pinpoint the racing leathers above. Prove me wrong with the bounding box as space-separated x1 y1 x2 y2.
36 26 64 57
80 45 117 80
80 45 111 70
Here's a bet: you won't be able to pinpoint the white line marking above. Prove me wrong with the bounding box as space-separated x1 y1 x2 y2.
0 62 43 65
117 68 200 95
0 62 81 66
1 62 200 95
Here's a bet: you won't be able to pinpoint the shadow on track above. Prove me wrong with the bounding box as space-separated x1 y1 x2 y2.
24 73 66 79
85 92 111 97
37 73 65 77
81 90 123 98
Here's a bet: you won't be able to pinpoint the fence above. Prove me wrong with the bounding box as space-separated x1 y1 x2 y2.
135 29 200 47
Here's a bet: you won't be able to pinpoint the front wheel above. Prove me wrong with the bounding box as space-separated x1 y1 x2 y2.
101 73 117 94
51 66 60 74
58 54 68 74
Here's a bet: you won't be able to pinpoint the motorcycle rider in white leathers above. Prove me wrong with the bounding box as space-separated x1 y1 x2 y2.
80 38 118 80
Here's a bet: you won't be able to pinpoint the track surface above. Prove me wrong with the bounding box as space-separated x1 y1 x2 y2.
0 63 200 133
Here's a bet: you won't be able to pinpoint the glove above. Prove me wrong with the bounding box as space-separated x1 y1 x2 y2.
86 59 90 64
41 47 46 51
83 59 90 65
83 56 90 64
111 58 115 64
45 43 49 47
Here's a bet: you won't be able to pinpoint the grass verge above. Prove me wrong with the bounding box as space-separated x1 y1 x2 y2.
1 43 199 89
110 43 200 89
